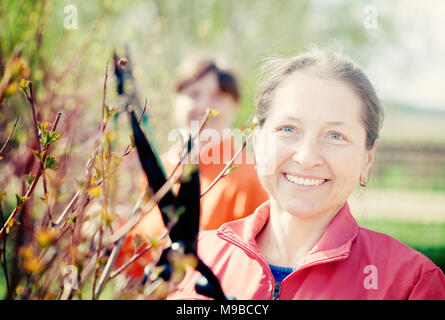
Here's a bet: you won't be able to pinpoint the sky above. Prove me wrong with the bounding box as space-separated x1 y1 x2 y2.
367 0 445 111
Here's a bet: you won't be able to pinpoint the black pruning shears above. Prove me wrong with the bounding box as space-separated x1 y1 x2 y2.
113 44 165 175
129 110 228 300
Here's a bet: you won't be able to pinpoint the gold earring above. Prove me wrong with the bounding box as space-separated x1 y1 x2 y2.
359 175 367 187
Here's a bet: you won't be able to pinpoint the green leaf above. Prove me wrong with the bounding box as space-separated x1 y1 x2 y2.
182 163 198 183
104 105 120 122
149 236 161 250
15 194 30 207
18 79 30 93
37 121 60 148
239 122 258 135
49 131 60 144
173 206 186 223
67 213 76 225
44 155 59 170
100 209 116 227
25 172 35 185
0 192 6 202
129 134 135 149
6 217 21 234
31 149 42 161
88 186 101 197
40 192 50 203
36 121 50 135
40 130 60 148
206 108 220 120
223 165 239 177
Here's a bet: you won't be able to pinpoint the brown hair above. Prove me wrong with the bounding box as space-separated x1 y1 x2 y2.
174 57 240 102
255 48 383 149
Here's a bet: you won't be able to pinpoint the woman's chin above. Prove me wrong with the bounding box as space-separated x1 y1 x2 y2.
274 198 323 219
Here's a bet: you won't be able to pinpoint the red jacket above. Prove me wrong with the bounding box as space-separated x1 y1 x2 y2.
169 201 445 300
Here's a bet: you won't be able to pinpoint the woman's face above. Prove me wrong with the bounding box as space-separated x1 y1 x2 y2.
254 71 379 219
174 71 237 133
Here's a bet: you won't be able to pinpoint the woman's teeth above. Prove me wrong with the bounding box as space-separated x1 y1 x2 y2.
285 173 325 186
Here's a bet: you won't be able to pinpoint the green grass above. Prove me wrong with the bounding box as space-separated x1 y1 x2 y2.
373 164 445 192
0 276 5 298
358 218 445 272
358 219 445 247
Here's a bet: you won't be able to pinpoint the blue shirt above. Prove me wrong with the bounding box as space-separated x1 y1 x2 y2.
269 264 295 283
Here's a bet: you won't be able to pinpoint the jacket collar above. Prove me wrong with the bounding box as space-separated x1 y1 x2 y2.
217 200 359 268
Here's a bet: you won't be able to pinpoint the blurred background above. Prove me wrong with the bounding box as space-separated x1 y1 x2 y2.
1 0 444 298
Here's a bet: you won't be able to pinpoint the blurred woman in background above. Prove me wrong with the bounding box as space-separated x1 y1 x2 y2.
116 54 268 279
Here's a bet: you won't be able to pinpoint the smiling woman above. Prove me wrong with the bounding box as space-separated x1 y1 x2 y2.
167 48 445 300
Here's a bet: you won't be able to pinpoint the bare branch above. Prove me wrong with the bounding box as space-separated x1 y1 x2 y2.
101 60 109 132
0 114 19 155
28 82 41 154
52 191 79 228
200 134 251 198
109 229 168 279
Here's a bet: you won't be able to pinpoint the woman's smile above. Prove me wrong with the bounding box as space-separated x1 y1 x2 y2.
282 172 329 191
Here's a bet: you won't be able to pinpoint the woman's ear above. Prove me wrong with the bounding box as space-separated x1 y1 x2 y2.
362 138 380 178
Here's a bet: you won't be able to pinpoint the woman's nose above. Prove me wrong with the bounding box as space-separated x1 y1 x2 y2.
291 137 324 169
194 95 211 113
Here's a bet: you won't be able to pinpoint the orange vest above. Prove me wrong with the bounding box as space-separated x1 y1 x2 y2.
116 137 268 278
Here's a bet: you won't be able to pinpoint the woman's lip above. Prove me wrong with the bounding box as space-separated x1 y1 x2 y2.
283 172 329 181
282 173 329 189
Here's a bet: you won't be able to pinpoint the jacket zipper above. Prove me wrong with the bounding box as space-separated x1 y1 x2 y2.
272 282 281 300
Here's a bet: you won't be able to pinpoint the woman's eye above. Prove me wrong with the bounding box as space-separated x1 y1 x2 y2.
329 133 342 140
327 132 348 143
279 126 296 133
